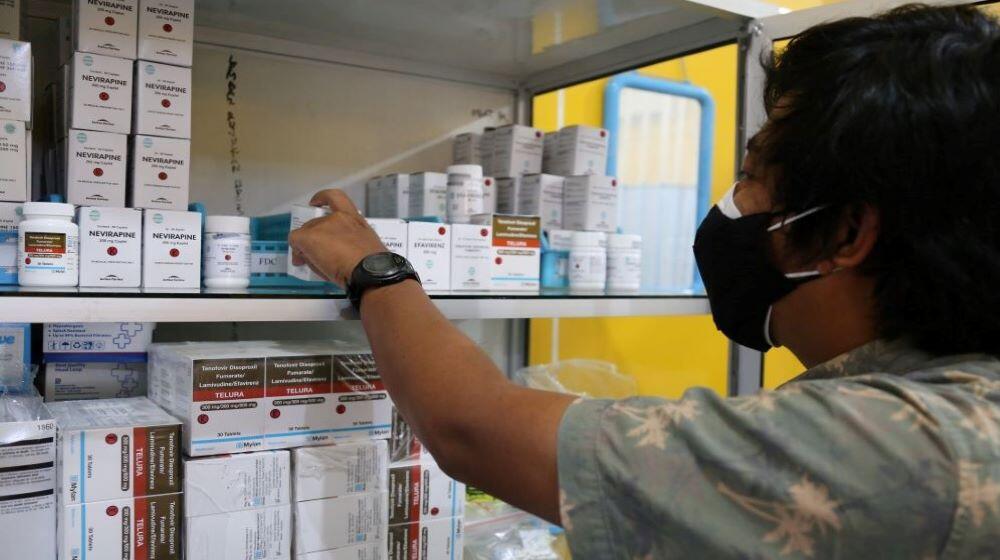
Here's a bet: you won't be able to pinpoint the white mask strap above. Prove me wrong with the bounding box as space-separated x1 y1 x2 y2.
764 306 777 348
717 182 742 219
767 205 827 232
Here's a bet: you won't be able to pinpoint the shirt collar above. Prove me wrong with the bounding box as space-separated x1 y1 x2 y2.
785 339 936 383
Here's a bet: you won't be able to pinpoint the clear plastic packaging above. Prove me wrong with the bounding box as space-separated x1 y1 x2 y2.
514 359 637 399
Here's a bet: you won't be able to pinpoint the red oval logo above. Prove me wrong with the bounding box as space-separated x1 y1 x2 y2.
23 257 30 264
99 92 109 101
158 172 168 181
431 507 440 516
438 227 446 235
106 506 118 516
480 228 488 237
107 247 118 256
224 254 232 261
611 179 617 187
169 248 180 258
105 433 117 445
163 23 173 33
93 167 103 177
495 257 503 265
105 16 115 26
336 405 347 414
0 82 6 93
161 99 171 108
535 131 542 138
270 409 281 419
197 414 209 424
600 130 607 137
484 179 492 186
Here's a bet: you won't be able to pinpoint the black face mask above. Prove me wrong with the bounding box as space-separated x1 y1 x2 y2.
693 188 826 352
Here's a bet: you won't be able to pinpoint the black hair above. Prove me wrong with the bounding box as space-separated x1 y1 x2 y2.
758 4 1000 356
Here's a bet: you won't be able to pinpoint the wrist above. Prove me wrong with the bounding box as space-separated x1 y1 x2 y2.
347 252 421 310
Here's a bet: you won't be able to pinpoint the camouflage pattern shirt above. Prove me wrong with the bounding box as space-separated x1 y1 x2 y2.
557 340 1000 559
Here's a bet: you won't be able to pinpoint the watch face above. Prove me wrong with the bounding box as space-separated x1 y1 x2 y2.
362 253 401 278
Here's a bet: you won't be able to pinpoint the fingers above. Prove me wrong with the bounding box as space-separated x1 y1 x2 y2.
310 189 359 215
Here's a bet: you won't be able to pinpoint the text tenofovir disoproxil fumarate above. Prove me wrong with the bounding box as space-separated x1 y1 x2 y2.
18 202 79 287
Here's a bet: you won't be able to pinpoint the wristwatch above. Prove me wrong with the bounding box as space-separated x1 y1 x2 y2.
347 252 421 310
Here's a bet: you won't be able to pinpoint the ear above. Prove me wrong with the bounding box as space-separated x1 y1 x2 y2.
828 204 879 270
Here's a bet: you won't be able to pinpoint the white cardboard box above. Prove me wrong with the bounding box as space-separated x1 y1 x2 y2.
294 492 388 554
481 176 497 214
452 132 483 166
133 60 191 138
0 119 27 201
59 493 182 560
367 218 408 256
387 518 463 560
288 204 330 282
130 135 190 210
69 51 132 134
44 361 148 402
381 174 410 219
137 0 194 67
541 131 558 173
184 450 290 516
292 440 389 502
563 174 619 232
407 172 447 219
65 129 128 207
364 177 381 218
73 0 138 60
479 127 496 177
470 214 541 291
43 322 154 355
327 351 393 443
47 396 181 506
388 460 465 525
491 124 543 178
0 39 30 121
141 209 201 288
78 206 142 287
297 543 386 560
0 202 22 283
264 353 337 449
186 504 291 560
517 174 564 231
495 176 520 214
406 221 450 291
450 223 491 291
0 0 21 41
553 125 609 176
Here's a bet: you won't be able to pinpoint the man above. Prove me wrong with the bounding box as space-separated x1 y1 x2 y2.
289 5 1000 558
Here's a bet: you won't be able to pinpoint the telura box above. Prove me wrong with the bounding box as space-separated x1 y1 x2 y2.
48 396 181 506
142 209 201 288
292 440 389 502
367 218 407 256
137 0 194 67
563 174 619 232
387 518 463 560
79 206 142 287
184 450 290 516
0 39 30 121
0 119 27 201
264 352 337 450
43 321 154 356
69 51 133 134
450 223 490 291
44 361 148 402
133 60 191 138
186 504 291 560
130 135 190 210
470 214 541 291
294 492 388 554
59 493 182 560
388 460 465 525
65 129 128 207
407 221 450 291
73 0 138 60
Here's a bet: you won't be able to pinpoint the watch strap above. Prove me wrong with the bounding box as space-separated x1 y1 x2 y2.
347 252 420 310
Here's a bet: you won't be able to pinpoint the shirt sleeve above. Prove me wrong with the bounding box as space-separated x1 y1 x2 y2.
556 377 959 559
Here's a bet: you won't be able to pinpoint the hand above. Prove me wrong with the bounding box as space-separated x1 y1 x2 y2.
288 189 387 287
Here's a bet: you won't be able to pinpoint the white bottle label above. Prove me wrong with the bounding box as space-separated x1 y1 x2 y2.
447 177 484 222
19 231 79 277
203 233 250 278
569 251 607 287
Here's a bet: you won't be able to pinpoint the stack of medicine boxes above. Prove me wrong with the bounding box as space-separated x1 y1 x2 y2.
0 12 31 286
41 322 154 403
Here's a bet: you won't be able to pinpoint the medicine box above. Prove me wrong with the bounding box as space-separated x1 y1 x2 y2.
367 218 408 256
130 135 191 210
59 493 183 560
0 0 21 41
479 127 496 177
48 396 181 506
388 407 433 465
387 517 464 560
365 177 381 218
407 172 447 219
0 394 56 560
470 214 541 291
137 0 195 67
552 125 609 176
186 504 291 560
0 322 30 391
264 352 337 450
452 132 483 166
72 0 138 60
0 39 30 121
388 460 465 525
495 176 520 214
142 209 201 288
482 176 497 214
44 361 148 402
43 322 153 358
491 124 543 178
563 174 619 232
65 129 128 207
407 221 451 291
0 202 21 284
79 206 143 287
133 60 191 138
69 51 132 134
326 351 393 443
288 204 330 282
542 131 558 173
382 174 410 219
518 173 565 230
450 223 491 291
0 119 26 202
184 450 290 517
294 492 388 554
292 440 389 502
298 544 386 560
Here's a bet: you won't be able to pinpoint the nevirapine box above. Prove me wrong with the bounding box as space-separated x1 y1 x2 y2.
470 214 541 291
381 174 410 219
387 518 464 560
495 176 520 214
388 460 465 525
59 493 182 560
292 440 389 502
298 543 386 560
553 125 608 175
184 450 290 516
79 206 142 287
288 204 331 282
133 60 191 138
518 173 564 231
69 51 132 134
0 39 30 121
142 209 201 288
0 202 22 283
65 129 128 206
367 218 407 255
0 119 26 201
450 223 490 291
44 361 147 402
137 0 194 67
43 322 153 357
48 397 181 506
130 135 190 210
294 492 388 554
563 174 619 232
73 0 138 59
452 132 483 166
264 352 336 449
0 394 56 560
186 504 291 560
407 172 447 219
0 0 21 41
491 124 543 178
407 221 450 291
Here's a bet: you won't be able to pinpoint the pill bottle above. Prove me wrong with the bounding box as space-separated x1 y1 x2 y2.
446 164 484 224
18 202 79 287
607 233 642 291
569 231 607 292
202 215 251 288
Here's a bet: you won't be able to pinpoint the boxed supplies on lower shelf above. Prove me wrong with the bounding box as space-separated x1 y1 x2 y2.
59 493 183 560
43 322 154 360
387 517 464 560
43 361 147 402
298 543 386 560
294 491 389 554
469 214 541 291
388 460 465 525
292 440 389 502
187 504 291 560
